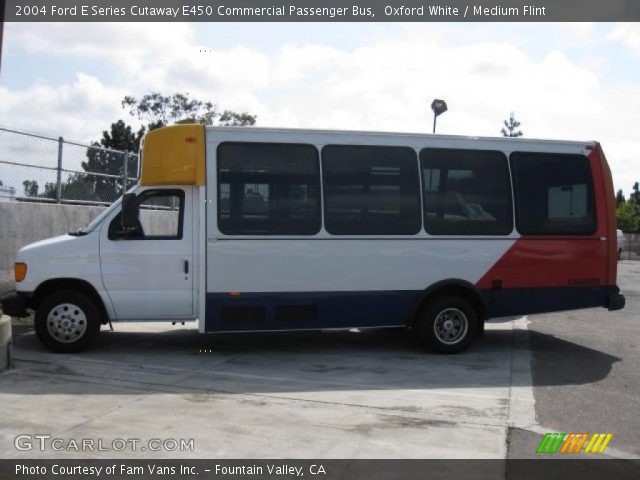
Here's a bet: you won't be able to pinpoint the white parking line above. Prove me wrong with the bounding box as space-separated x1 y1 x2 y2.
507 316 538 430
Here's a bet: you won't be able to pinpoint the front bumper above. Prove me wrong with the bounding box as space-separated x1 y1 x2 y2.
0 291 30 317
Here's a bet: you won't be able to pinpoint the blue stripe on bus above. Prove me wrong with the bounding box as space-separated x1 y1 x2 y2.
204 286 615 333
205 290 420 332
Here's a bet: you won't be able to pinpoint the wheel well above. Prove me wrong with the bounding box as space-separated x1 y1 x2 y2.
32 279 109 324
409 281 488 331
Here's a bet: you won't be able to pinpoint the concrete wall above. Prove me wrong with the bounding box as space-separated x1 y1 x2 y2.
0 201 106 272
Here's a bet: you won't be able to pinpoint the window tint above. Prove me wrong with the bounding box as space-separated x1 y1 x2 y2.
322 145 421 235
510 152 596 235
420 149 513 235
217 142 320 235
109 189 183 240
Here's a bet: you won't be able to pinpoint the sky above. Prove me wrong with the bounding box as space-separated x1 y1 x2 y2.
1 22 639 194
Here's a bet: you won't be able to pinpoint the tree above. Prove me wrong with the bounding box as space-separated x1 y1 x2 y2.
22 180 39 197
122 92 256 128
632 182 640 203
52 92 256 203
83 120 144 202
616 189 625 207
58 120 145 203
501 112 523 137
616 181 640 233
617 200 640 232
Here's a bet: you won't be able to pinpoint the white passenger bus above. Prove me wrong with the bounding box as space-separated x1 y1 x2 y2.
1 125 624 353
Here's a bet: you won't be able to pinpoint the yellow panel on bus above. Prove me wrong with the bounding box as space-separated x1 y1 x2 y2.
139 124 206 186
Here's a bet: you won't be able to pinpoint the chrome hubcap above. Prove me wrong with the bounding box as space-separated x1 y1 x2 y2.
434 307 468 345
46 303 87 343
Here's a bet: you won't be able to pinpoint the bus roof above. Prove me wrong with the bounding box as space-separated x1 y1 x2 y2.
204 125 597 149
139 124 598 187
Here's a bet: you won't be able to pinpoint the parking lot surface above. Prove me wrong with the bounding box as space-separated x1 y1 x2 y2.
509 261 640 459
0 263 638 460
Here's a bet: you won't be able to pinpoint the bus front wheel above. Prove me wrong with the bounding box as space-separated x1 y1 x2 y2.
35 290 101 353
414 295 479 354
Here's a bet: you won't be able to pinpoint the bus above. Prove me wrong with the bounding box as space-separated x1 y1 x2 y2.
0 125 625 353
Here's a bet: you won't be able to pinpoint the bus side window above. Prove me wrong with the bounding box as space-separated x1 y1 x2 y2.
419 148 513 235
217 142 321 235
322 145 421 235
510 152 596 235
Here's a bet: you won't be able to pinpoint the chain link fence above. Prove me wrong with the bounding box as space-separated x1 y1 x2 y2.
620 234 640 261
0 126 139 205
0 126 140 296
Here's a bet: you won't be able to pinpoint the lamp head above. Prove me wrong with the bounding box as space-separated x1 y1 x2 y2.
431 99 448 116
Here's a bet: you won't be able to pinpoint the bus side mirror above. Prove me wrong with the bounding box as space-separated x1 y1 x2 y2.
121 193 139 232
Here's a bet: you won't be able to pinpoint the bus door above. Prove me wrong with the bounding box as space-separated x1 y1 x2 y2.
100 187 194 320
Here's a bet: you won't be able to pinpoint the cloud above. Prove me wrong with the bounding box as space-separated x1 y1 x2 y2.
0 73 125 140
3 22 639 192
608 23 640 55
10 23 195 76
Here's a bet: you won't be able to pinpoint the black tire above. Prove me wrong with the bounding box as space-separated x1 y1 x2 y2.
35 290 101 353
413 295 479 354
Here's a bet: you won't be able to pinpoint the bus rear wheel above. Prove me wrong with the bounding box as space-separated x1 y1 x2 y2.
35 290 101 353
414 295 478 353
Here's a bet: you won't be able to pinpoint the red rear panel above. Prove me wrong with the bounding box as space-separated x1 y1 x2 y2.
596 143 618 287
476 144 617 317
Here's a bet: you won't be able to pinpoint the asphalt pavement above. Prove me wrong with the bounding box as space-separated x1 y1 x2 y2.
508 260 640 459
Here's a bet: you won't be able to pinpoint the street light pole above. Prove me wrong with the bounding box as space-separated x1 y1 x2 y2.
431 99 448 134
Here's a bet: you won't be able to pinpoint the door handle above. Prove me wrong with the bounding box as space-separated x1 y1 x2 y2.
184 260 189 274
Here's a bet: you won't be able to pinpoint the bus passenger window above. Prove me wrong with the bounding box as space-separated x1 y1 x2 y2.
510 152 596 235
217 142 320 235
420 148 513 235
322 145 421 235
